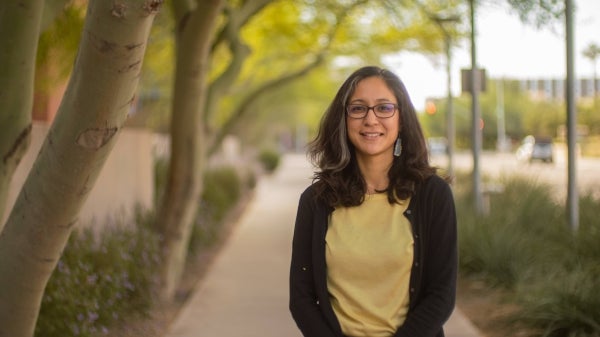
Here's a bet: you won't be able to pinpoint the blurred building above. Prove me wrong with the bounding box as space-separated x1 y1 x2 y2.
519 78 599 101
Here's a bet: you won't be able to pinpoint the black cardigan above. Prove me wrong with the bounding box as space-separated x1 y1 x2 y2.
289 175 457 337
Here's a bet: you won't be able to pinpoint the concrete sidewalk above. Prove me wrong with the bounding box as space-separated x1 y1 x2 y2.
165 153 482 337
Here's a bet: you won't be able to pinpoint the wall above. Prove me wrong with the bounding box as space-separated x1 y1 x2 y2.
4 123 157 227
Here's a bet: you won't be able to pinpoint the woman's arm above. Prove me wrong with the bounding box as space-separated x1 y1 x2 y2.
394 177 458 337
289 189 338 337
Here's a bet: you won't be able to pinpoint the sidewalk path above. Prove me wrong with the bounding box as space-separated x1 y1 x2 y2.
165 153 482 337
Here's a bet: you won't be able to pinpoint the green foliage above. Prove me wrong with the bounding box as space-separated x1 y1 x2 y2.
516 264 600 337
153 156 169 207
457 175 562 288
35 210 161 337
456 174 600 335
258 149 281 173
578 101 600 136
188 167 247 251
202 167 242 223
207 0 465 146
131 7 175 132
36 1 85 94
154 155 256 253
505 0 564 28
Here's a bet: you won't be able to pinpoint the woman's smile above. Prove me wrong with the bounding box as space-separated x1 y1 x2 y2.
360 131 385 139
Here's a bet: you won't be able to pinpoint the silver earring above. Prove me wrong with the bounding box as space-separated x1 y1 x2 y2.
393 137 402 157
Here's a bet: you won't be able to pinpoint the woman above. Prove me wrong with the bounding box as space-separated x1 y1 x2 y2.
289 66 457 337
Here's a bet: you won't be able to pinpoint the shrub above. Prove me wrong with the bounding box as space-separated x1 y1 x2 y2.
153 157 169 207
35 211 160 337
511 193 600 336
456 174 600 336
456 175 562 288
515 264 600 337
258 148 281 173
188 167 243 252
201 167 242 223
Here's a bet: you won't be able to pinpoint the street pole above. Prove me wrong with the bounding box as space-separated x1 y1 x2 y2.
496 78 506 152
470 0 483 214
445 34 455 178
428 13 460 180
565 0 579 231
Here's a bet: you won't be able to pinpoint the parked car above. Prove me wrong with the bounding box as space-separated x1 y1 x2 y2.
427 137 448 156
516 135 554 163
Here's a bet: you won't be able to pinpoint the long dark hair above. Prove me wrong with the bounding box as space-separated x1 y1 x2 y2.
308 66 436 207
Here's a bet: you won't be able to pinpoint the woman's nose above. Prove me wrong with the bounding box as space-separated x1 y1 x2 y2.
363 108 379 124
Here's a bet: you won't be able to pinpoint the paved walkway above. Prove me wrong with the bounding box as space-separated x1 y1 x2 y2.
165 153 482 337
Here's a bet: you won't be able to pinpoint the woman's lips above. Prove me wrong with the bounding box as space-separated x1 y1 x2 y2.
360 132 384 139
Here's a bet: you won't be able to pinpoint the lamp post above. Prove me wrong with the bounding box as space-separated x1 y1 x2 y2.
429 14 460 179
565 0 579 231
469 0 484 214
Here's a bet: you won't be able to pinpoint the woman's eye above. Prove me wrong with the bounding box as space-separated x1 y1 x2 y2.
377 104 394 112
350 105 366 112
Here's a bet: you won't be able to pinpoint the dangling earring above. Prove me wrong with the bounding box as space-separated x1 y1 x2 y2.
393 137 402 157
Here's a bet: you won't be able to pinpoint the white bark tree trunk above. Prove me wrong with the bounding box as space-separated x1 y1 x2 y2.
0 1 160 336
0 1 43 224
156 0 224 301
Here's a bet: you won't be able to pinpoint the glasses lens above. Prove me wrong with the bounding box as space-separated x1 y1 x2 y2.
375 103 396 116
347 105 368 117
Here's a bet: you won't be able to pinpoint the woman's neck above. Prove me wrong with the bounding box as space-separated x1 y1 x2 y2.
357 154 393 194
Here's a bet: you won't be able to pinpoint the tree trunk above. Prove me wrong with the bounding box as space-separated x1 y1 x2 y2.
156 0 224 301
0 1 43 225
0 1 160 336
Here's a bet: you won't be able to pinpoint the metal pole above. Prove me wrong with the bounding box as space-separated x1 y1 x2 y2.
470 0 483 214
445 34 455 178
565 0 579 231
496 78 506 151
427 13 459 179
594 59 598 98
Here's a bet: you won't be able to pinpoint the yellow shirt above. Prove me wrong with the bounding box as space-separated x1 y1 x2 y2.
326 193 413 337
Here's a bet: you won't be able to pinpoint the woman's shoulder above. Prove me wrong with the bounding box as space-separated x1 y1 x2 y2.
425 173 449 185
299 182 332 211
299 183 320 205
300 183 317 197
420 174 452 195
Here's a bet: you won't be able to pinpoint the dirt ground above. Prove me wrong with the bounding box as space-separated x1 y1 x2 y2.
456 276 532 337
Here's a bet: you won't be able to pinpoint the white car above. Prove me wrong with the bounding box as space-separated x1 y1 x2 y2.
427 137 448 156
516 135 554 163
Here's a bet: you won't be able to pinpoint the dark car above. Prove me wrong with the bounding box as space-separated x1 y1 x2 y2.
516 135 554 163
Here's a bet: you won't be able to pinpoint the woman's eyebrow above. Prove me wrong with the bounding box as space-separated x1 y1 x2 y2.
349 98 394 104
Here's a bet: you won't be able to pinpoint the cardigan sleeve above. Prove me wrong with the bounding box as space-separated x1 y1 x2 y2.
394 176 458 337
289 188 338 337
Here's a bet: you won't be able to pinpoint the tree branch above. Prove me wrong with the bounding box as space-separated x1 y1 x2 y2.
206 0 367 155
211 0 274 51
208 53 325 156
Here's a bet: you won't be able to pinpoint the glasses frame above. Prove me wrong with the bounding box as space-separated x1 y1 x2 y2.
345 103 399 119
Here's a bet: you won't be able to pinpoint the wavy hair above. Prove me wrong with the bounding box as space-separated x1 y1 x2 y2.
308 66 437 207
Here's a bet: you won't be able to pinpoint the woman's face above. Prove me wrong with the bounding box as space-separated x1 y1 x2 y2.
346 76 400 161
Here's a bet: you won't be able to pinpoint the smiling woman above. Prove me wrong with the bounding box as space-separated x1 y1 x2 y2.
289 66 457 337
345 76 400 173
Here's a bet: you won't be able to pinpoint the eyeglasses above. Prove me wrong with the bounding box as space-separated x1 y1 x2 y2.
346 103 398 119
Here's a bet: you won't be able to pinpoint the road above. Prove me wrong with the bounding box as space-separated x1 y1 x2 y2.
431 151 600 198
